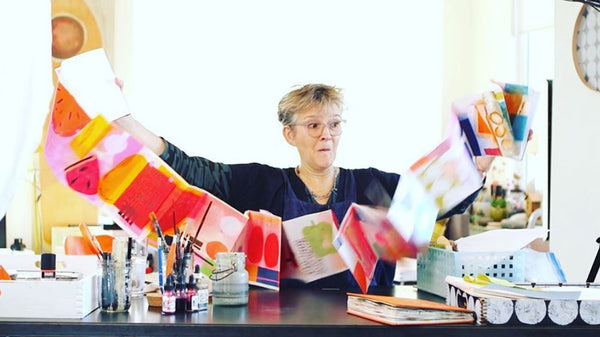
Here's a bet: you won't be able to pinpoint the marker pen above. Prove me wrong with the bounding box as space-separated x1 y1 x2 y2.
157 237 164 293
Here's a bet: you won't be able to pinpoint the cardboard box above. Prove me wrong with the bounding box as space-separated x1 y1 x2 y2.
0 255 99 319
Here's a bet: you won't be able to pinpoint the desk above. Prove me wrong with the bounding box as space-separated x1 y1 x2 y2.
0 287 598 337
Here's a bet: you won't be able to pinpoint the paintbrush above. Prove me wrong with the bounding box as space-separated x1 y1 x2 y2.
78 223 103 260
149 212 163 239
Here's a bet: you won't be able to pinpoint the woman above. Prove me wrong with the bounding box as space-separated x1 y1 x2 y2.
116 84 487 291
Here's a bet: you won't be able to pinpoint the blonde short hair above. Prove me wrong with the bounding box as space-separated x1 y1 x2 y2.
277 84 344 125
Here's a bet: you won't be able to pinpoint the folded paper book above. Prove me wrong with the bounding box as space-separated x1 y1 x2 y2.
44 49 282 290
334 123 481 293
453 82 539 160
241 210 282 289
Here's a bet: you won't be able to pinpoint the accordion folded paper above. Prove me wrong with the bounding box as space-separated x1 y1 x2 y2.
44 49 280 290
408 115 481 220
334 119 481 293
453 82 538 159
282 210 348 283
240 210 282 290
334 202 426 293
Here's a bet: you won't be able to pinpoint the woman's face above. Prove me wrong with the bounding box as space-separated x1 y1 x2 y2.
283 106 343 171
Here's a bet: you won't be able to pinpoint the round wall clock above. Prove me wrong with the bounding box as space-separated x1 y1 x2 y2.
573 4 600 91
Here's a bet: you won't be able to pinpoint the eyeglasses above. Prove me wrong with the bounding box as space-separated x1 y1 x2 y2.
289 119 346 138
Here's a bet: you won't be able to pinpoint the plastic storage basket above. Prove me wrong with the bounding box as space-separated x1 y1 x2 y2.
417 247 525 297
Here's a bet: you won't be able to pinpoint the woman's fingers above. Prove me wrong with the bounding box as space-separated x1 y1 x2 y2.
115 77 124 90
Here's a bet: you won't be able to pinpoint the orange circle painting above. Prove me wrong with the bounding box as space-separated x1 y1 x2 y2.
206 241 228 260
52 15 85 59
50 0 102 78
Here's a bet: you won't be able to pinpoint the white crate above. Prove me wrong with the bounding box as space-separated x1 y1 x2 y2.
0 255 99 319
417 247 525 297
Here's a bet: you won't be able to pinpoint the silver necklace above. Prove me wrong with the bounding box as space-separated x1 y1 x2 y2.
295 166 339 200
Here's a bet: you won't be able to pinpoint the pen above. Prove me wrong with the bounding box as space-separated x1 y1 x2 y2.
150 212 168 292
174 218 181 275
157 237 164 293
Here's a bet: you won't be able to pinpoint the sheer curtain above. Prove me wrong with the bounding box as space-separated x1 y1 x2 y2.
0 1 53 219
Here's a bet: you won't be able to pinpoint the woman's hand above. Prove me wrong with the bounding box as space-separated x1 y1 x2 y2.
111 77 130 121
473 130 533 175
115 77 124 90
474 156 495 175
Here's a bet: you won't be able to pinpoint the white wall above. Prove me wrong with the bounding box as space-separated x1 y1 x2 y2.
442 0 518 126
553 1 600 282
120 0 444 174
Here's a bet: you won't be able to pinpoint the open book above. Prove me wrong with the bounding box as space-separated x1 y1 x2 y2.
347 293 475 326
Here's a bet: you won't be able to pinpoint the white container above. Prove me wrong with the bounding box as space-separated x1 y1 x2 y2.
0 255 99 319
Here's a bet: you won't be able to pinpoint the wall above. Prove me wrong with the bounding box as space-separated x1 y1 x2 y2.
122 0 444 174
553 1 600 282
442 0 518 131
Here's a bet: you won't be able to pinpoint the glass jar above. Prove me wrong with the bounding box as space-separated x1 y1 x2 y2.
210 252 248 306
100 252 131 312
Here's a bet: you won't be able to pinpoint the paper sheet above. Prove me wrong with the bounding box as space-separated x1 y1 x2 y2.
446 275 583 300
56 49 129 121
455 227 548 252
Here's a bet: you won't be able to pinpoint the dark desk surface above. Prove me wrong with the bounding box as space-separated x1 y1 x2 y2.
0 286 598 337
